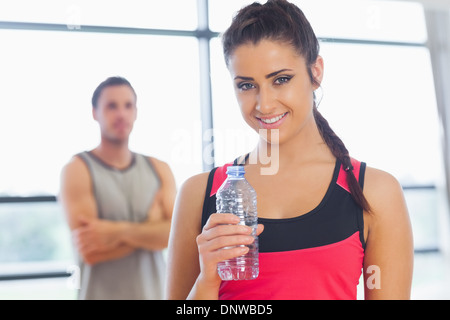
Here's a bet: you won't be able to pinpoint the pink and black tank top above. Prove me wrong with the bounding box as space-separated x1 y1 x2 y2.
201 156 366 300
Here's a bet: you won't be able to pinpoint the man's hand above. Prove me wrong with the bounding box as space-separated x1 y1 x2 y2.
72 216 123 255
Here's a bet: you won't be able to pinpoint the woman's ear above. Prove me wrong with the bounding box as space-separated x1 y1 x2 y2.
311 55 324 90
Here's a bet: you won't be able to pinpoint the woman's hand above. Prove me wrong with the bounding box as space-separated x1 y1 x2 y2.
194 213 264 291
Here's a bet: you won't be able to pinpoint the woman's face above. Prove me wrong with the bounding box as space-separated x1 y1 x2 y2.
228 39 323 145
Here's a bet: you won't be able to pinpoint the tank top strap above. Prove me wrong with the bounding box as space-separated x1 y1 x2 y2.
201 158 239 229
336 157 365 193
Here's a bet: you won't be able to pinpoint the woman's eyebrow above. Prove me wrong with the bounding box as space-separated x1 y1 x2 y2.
265 68 293 79
234 75 254 81
234 68 293 81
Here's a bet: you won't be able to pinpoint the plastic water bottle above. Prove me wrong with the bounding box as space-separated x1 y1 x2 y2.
216 165 259 280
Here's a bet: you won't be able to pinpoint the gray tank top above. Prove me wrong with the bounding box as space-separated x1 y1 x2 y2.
75 151 166 300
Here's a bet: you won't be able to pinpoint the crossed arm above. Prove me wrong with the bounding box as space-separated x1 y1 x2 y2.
59 156 176 265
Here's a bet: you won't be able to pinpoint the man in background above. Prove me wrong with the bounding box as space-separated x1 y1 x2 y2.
59 76 176 299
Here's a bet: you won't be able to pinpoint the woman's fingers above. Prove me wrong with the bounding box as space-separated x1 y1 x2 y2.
207 245 250 264
195 213 263 283
256 223 264 236
199 233 255 252
202 213 240 231
201 223 252 241
199 213 264 248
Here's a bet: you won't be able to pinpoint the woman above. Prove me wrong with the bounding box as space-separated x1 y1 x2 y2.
166 0 413 300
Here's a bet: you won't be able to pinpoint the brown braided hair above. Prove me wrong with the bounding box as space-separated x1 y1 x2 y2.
222 0 371 212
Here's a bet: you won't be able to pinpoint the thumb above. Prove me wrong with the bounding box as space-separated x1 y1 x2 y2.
256 223 264 236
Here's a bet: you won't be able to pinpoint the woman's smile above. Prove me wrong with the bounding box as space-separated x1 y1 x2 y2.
256 112 288 129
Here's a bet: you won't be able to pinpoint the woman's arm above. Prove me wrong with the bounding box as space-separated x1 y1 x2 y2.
363 167 414 299
165 173 210 299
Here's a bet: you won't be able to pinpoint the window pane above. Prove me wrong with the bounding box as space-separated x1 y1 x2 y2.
208 0 427 43
0 202 72 263
208 0 255 33
0 0 198 30
319 43 441 186
0 277 76 300
318 42 442 251
404 189 441 250
0 29 202 196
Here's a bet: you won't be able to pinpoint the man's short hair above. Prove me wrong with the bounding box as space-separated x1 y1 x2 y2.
92 76 137 108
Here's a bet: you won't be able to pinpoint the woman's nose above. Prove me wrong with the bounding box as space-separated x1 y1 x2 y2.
256 86 276 114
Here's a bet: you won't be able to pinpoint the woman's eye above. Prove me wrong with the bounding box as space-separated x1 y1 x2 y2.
274 76 292 85
237 82 255 91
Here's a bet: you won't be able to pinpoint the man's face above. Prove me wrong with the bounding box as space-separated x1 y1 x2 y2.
93 85 137 144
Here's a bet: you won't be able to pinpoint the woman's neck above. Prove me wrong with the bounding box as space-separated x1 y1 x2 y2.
251 118 334 174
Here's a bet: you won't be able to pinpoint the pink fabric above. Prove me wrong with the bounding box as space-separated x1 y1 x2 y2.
336 158 361 193
210 162 233 197
219 232 364 300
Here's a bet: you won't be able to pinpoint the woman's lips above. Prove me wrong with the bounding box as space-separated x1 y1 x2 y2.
257 112 288 129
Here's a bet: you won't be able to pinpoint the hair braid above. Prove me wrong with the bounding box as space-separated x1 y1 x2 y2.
313 107 371 212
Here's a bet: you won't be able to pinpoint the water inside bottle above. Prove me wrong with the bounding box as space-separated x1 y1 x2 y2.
217 216 259 281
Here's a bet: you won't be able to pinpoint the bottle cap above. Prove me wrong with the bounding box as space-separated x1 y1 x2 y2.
226 165 245 175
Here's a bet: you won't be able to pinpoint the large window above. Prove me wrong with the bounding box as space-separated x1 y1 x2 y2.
0 0 448 299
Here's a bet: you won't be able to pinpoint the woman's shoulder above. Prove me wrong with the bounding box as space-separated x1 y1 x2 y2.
181 171 211 190
171 171 212 231
177 171 212 204
364 165 403 193
363 165 407 217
